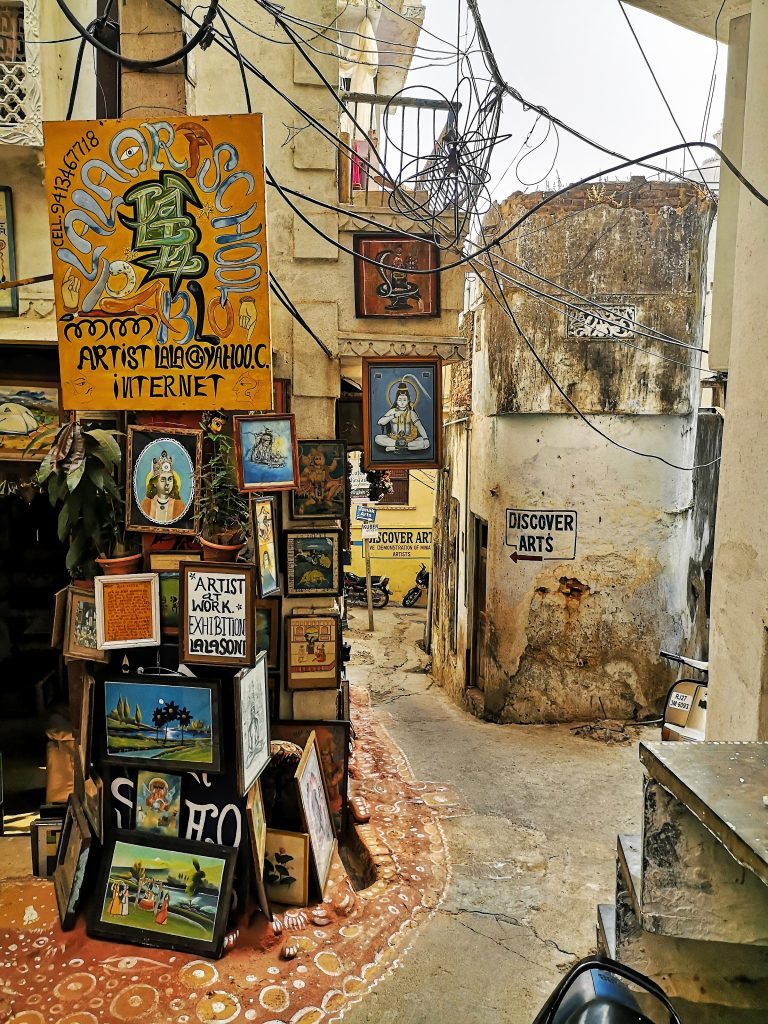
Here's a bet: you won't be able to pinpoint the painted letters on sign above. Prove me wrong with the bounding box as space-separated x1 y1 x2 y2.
505 509 577 562
43 115 272 410
180 564 255 668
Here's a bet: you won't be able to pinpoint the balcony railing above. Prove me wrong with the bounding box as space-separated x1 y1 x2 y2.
0 0 42 146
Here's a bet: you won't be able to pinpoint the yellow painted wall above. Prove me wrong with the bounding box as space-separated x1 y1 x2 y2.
349 455 435 604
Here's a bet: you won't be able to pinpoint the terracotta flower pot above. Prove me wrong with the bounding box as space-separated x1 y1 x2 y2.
95 553 144 575
200 537 246 563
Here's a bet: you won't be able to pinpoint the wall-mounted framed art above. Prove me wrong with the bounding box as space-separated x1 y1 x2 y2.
252 495 280 597
295 732 336 897
126 426 202 536
362 356 443 471
101 675 222 773
87 831 237 959
0 382 59 461
291 440 348 520
286 613 341 691
234 653 271 796
63 585 109 662
353 232 440 318
284 529 343 597
95 573 161 650
148 551 202 637
0 187 19 316
179 562 255 668
254 597 280 669
135 770 181 837
233 413 299 492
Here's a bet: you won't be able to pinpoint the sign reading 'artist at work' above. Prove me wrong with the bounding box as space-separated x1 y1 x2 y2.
505 509 578 562
43 114 272 411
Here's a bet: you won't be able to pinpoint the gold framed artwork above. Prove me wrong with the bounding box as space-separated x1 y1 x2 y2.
286 613 340 691
0 382 60 461
264 828 310 907
126 426 202 536
64 585 109 663
252 495 280 597
247 780 272 921
94 573 161 650
295 731 337 897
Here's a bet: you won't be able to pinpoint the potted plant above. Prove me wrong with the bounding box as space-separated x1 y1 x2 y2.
199 422 250 562
36 421 141 580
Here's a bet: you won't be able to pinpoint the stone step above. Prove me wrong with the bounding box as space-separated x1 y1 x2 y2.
596 903 616 959
616 833 641 920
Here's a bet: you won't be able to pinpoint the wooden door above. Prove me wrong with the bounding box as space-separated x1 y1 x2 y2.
470 518 488 691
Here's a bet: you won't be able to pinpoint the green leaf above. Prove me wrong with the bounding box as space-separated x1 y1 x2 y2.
66 531 91 573
66 461 86 492
36 453 53 485
57 504 71 543
84 429 121 465
86 463 105 490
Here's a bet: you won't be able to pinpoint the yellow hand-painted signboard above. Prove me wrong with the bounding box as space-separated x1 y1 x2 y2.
43 114 272 410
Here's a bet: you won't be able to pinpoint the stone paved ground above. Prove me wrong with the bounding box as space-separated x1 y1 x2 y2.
342 606 653 1024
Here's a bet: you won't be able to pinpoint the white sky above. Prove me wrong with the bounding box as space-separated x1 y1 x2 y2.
408 0 726 197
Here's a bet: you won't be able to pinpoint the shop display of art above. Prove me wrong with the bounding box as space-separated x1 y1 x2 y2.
126 426 202 536
0 382 59 460
233 413 299 492
0 187 18 315
31 814 64 878
264 828 310 907
135 771 181 837
101 676 222 773
149 551 202 636
88 832 237 958
255 598 280 669
77 672 95 776
95 573 161 650
179 563 255 667
83 773 103 842
44 114 273 413
273 721 350 833
246 780 272 920
362 356 443 470
285 529 343 597
252 495 280 597
291 440 348 519
286 614 341 690
64 585 109 663
295 732 337 896
54 796 92 930
234 655 271 796
353 232 440 318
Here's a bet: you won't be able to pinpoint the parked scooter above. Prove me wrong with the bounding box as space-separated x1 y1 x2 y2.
343 570 391 609
659 649 709 742
533 956 681 1023
402 562 429 608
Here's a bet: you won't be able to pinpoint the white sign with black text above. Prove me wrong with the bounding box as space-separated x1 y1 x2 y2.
505 509 577 563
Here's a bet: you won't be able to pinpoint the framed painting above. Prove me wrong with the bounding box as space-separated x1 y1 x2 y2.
83 772 104 842
95 573 161 650
87 831 237 959
254 598 280 669
353 232 440 318
77 671 95 777
179 562 255 668
264 828 310 907
31 817 64 878
246 781 272 921
295 732 337 896
252 495 280 597
286 614 340 691
135 770 181 837
273 721 350 834
101 675 222 773
0 382 59 461
291 440 348 520
54 796 92 931
362 356 443 471
64 585 109 663
148 551 203 572
234 654 271 796
233 413 299 492
126 426 203 536
51 585 68 649
0 187 18 316
285 529 343 597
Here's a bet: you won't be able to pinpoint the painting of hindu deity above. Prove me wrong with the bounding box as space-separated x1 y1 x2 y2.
135 771 181 837
285 530 343 597
353 232 440 318
362 356 443 471
0 383 59 460
291 440 348 520
88 832 236 957
252 495 280 596
295 732 336 895
126 426 202 535
234 654 271 796
233 413 298 492
102 676 221 773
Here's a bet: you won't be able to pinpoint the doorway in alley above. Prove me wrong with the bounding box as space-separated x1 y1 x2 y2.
469 515 488 691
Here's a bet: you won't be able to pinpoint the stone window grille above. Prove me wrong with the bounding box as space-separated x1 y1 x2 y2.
0 0 42 146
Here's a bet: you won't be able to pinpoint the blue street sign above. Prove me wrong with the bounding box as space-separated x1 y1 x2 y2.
355 505 377 523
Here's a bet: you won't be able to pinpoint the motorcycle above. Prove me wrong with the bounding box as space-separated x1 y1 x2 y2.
659 649 709 742
533 956 681 1023
343 571 391 609
402 562 429 608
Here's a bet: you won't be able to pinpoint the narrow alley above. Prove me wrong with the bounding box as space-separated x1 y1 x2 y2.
342 606 648 1023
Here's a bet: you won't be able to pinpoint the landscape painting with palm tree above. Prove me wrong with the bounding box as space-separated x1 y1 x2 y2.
104 680 215 768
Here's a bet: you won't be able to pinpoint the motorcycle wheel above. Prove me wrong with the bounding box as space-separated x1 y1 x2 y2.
402 587 421 608
372 589 389 609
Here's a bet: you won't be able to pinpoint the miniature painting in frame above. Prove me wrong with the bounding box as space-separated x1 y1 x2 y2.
264 828 310 907
292 440 348 520
274 721 350 833
252 495 280 597
102 675 222 773
353 232 440 318
149 551 202 637
95 573 161 650
362 356 443 471
54 796 92 930
0 383 59 460
64 585 109 663
285 529 343 597
286 614 340 691
247 780 272 921
126 426 202 535
254 598 280 668
135 770 181 837
234 654 271 796
295 732 336 896
233 413 299 492
0 187 18 315
88 831 237 959
180 563 255 667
